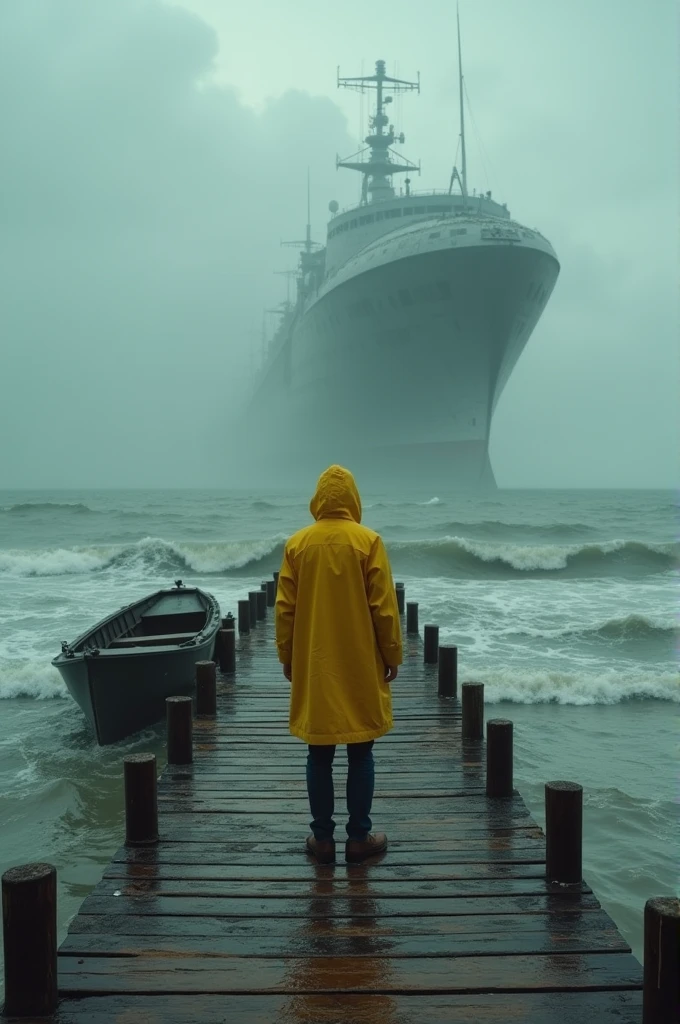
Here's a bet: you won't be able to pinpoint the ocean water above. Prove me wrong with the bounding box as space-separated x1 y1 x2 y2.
0 486 677 981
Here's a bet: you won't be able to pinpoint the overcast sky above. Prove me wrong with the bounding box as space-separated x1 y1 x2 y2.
1 0 677 488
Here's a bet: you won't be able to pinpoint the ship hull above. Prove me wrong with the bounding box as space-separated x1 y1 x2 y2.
250 239 559 489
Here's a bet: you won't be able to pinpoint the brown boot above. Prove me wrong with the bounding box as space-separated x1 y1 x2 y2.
305 834 336 864
345 832 388 863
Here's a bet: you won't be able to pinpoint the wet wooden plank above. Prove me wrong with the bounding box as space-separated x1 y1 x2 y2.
75 892 601 919
64 908 624 940
89 877 589 900
155 821 544 841
56 951 642 993
156 779 512 795
110 839 547 866
153 798 533 818
102 862 549 882
60 910 631 957
171 762 485 771
159 788 493 800
2 990 644 1024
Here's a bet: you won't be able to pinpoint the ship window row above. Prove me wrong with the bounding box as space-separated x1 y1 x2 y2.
328 205 461 239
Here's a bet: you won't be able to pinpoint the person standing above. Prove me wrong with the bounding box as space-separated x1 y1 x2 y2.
275 465 402 864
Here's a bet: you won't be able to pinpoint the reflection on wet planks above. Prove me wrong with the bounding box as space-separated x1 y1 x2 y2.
50 615 643 1024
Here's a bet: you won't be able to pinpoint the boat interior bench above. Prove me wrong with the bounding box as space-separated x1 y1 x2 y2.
108 633 197 649
138 594 207 637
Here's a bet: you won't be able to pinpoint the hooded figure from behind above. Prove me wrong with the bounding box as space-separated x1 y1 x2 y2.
276 465 402 745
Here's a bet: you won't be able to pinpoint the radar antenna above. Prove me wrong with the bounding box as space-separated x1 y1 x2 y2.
336 60 420 203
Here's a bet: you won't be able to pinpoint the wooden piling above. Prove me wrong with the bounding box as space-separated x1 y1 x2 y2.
166 695 193 766
643 896 680 1023
437 644 457 697
395 581 405 614
256 589 267 620
273 571 280 589
265 579 276 607
215 613 234 659
462 681 484 739
237 599 250 635
423 624 439 665
486 719 513 797
1 862 57 1016
218 627 236 674
123 752 158 846
248 591 259 627
545 781 583 883
406 601 419 634
195 660 217 716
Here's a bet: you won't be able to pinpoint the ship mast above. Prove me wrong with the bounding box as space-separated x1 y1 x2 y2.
337 61 420 203
457 4 468 197
283 169 320 254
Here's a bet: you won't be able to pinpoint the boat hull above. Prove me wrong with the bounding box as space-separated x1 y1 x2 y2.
247 238 559 489
60 640 217 745
53 586 221 745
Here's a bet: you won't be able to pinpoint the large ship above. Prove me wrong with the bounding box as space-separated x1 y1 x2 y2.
244 30 560 490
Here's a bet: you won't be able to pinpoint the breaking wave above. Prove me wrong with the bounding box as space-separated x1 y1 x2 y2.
2 657 676 704
0 534 676 581
0 535 286 578
389 536 677 577
481 665 679 705
506 614 677 644
0 661 68 699
587 614 676 642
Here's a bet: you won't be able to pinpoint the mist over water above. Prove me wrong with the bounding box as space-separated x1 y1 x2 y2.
0 485 677 983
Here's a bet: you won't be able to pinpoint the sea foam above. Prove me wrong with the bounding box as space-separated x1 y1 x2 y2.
481 665 680 705
0 661 68 699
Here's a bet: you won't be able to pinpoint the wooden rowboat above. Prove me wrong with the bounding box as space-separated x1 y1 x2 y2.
52 581 221 745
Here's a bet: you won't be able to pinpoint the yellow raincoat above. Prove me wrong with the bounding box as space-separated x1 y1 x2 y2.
275 465 402 745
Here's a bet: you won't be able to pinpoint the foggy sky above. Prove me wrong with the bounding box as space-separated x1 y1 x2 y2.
1 0 677 489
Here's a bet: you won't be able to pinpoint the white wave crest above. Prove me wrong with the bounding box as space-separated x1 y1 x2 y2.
481 666 680 705
0 547 114 577
451 536 628 571
419 497 441 506
433 536 675 572
0 661 68 699
0 535 287 578
163 535 286 573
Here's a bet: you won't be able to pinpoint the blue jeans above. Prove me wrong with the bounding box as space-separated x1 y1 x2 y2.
306 741 375 842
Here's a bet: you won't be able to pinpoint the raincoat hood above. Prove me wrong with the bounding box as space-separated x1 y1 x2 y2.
309 465 362 524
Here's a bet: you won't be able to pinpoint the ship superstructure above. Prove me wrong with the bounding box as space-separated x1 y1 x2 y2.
245 28 560 489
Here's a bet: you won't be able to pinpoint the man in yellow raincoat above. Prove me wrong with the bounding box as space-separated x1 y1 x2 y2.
275 465 402 864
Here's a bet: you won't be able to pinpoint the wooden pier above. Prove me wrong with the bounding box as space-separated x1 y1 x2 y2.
5 589 672 1023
